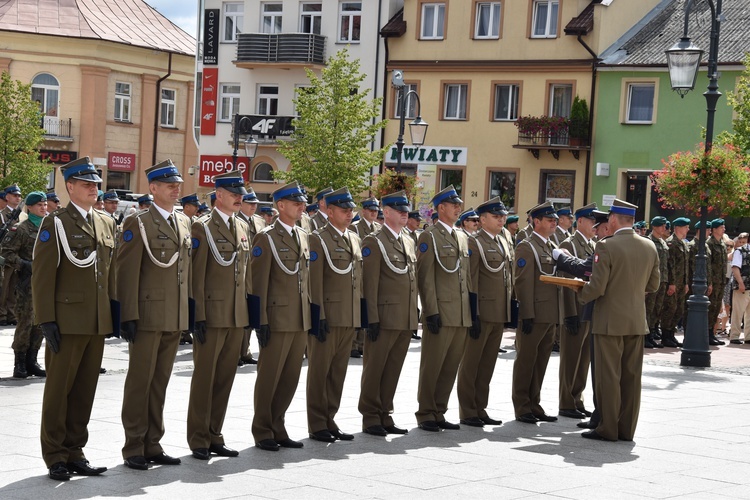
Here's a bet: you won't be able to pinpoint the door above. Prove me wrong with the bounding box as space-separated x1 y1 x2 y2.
626 174 648 223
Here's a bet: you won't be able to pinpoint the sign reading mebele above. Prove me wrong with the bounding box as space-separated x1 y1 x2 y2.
235 114 295 138
203 9 219 65
198 155 250 187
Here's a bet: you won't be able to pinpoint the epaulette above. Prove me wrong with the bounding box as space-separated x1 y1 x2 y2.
258 225 274 235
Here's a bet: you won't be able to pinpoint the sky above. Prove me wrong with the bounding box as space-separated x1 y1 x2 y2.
144 0 199 37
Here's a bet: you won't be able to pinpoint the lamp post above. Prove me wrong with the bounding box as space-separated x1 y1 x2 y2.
232 114 259 171
392 70 429 172
665 0 723 368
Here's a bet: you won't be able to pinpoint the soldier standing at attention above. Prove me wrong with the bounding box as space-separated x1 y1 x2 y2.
187 170 252 460
46 191 60 212
644 217 670 349
660 218 691 348
415 185 471 432
405 210 422 245
181 193 200 219
513 201 572 424
578 199 660 441
311 186 333 231
236 188 266 366
551 207 573 245
137 194 153 211
307 187 363 442
349 197 381 357
515 209 534 246
557 203 597 419
34 157 117 481
0 184 25 326
707 219 728 346
5 191 47 379
117 160 193 470
359 191 417 436
457 197 510 427
457 208 479 237
102 190 119 217
506 215 520 244
251 181 311 452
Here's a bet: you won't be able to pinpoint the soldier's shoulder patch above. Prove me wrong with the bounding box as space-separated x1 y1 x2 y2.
362 247 371 258
192 237 200 249
123 230 133 242
419 242 428 253
252 246 262 257
517 258 526 268
468 249 472 256
310 250 318 261
39 229 50 242
594 254 599 263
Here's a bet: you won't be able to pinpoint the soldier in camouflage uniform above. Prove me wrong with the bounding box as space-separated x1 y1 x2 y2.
707 219 727 346
4 192 48 378
686 221 713 329
660 218 691 348
645 217 669 348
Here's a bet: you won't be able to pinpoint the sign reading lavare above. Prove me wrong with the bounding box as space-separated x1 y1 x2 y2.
385 146 467 166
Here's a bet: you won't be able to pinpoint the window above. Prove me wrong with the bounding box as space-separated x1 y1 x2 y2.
160 88 176 127
394 83 418 119
487 170 517 213
338 2 361 42
540 170 574 204
223 2 244 42
300 3 322 34
421 3 446 40
219 84 241 122
531 0 558 38
114 82 131 122
549 83 572 117
475 2 501 39
253 163 274 182
439 168 464 198
626 83 655 123
257 85 278 115
493 83 519 121
261 3 282 33
443 83 468 120
31 73 60 117
106 172 131 191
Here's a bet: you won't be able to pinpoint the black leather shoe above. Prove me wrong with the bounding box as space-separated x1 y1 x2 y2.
330 429 354 441
577 420 596 429
384 424 408 434
661 337 679 348
67 459 107 475
310 430 336 442
209 443 239 457
237 359 245 366
576 408 593 418
418 420 440 432
99 367 107 374
559 409 586 419
582 430 613 441
709 335 726 346
644 336 656 349
350 349 362 358
364 425 388 436
124 455 149 470
730 339 743 344
256 439 279 451
459 417 485 427
191 448 210 460
552 342 560 353
516 413 539 424
146 452 181 465
48 462 70 481
412 333 421 340
498 348 507 353
480 416 503 426
437 420 460 430
533 413 558 422
276 438 304 448
243 357 258 364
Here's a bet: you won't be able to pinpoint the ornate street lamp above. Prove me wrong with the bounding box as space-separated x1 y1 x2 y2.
232 114 259 170
665 0 723 368
392 70 429 171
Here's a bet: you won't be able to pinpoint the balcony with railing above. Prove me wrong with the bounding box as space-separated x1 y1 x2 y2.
234 33 326 69
512 115 590 160
41 117 73 141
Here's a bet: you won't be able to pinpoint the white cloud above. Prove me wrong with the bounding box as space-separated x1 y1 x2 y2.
144 0 198 36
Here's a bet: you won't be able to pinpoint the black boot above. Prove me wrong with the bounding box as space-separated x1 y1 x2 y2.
26 349 46 377
709 331 725 346
13 351 28 379
644 333 656 349
661 329 679 348
653 327 662 340
650 327 664 348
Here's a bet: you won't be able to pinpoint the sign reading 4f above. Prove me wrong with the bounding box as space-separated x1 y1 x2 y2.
252 118 276 135
236 114 295 138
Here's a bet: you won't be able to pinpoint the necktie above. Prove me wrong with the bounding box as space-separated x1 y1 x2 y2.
86 212 92 226
168 214 177 234
292 227 300 250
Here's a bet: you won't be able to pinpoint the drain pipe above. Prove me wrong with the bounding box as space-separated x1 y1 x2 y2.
576 34 598 205
153 52 173 165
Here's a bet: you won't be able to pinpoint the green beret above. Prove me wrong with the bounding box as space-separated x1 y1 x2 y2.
507 215 519 224
710 218 725 228
25 191 46 206
650 217 667 227
672 217 691 227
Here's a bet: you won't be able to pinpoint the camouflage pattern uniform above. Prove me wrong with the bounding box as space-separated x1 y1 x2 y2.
645 233 669 331
707 235 727 331
685 236 713 327
660 233 689 336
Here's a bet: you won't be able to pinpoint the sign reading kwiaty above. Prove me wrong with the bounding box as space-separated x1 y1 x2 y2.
385 146 467 166
108 152 136 172
202 9 219 65
235 114 294 138
198 155 250 187
201 68 219 136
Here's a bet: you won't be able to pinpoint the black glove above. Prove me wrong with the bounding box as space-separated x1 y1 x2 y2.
40 322 60 353
469 317 481 340
367 322 380 342
425 314 442 335
564 316 580 336
310 319 328 343
121 320 137 343
20 259 32 275
258 324 271 348
194 321 207 344
521 318 534 335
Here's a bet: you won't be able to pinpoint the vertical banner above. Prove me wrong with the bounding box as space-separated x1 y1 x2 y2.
416 164 437 220
203 9 219 65
201 68 218 136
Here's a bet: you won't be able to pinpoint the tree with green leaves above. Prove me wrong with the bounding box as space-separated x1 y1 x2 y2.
0 72 51 194
717 53 750 152
276 48 389 197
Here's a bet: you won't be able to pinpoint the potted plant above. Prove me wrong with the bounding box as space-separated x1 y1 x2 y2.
569 96 589 147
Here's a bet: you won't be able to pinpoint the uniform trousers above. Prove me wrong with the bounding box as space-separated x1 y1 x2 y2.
512 322 555 417
306 326 355 433
11 286 42 352
708 280 726 330
415 326 467 423
41 334 105 467
240 327 255 362
121 330 180 458
0 266 17 322
593 334 644 441
359 328 411 428
558 321 591 411
730 290 750 341
660 286 687 332
457 321 503 419
645 282 667 329
187 327 243 450
352 328 365 352
252 330 306 442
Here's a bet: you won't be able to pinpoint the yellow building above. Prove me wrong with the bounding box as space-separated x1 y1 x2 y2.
382 0 660 214
0 0 199 202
